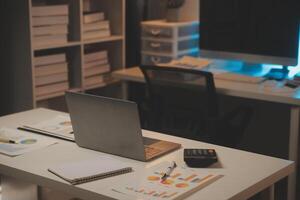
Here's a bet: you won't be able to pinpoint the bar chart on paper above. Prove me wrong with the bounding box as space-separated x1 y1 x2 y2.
113 163 222 200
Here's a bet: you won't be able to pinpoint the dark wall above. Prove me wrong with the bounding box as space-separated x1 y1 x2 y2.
126 0 145 67
200 0 300 60
146 0 167 20
126 0 167 67
0 0 12 116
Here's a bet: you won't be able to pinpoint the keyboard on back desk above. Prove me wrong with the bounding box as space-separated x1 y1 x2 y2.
214 73 265 84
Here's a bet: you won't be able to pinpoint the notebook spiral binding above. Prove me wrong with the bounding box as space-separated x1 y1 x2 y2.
71 167 133 185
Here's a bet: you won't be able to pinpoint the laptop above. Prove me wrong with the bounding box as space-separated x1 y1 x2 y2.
65 92 181 161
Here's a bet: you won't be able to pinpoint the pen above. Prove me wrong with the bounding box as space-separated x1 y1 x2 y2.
0 138 17 144
161 161 177 181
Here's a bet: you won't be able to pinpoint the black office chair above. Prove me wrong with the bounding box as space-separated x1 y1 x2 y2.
139 65 253 148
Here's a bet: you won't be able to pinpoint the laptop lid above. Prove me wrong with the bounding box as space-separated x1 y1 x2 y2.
65 92 146 161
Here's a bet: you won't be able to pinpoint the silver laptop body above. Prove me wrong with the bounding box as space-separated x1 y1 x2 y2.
65 92 181 161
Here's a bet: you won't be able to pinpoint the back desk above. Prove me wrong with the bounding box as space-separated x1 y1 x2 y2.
113 66 300 200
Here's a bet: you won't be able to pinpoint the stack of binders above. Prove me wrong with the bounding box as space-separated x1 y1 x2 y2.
34 53 69 99
82 12 111 40
32 5 69 48
83 50 111 88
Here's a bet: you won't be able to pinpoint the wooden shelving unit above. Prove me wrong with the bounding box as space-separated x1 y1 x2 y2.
5 0 125 112
33 41 82 51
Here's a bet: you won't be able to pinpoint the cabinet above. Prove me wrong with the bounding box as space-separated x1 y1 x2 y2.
4 0 125 112
141 20 199 65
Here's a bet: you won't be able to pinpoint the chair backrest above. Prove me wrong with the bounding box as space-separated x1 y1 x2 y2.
140 65 219 118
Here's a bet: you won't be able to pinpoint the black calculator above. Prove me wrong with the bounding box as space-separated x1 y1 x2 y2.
184 149 218 168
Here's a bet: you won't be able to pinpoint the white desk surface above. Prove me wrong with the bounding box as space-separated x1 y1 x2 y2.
0 108 294 200
112 67 300 106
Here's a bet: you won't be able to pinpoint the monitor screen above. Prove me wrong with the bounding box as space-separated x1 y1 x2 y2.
199 0 300 66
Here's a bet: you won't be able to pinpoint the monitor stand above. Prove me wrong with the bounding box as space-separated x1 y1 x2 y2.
240 63 264 74
264 66 289 81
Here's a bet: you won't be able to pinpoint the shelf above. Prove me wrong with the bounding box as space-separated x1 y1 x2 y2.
84 78 121 91
68 87 83 92
5 0 126 112
33 41 81 51
83 35 124 45
36 91 66 101
33 36 124 51
36 87 83 101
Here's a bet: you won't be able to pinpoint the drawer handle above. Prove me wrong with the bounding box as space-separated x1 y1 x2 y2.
151 29 161 36
151 56 161 64
150 42 161 48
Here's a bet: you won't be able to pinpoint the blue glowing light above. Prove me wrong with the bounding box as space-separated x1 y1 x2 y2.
201 26 300 78
288 29 300 78
262 27 300 78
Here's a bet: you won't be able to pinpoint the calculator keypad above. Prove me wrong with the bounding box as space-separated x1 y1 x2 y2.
184 149 218 168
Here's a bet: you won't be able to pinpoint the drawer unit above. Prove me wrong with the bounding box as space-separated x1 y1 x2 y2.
142 26 173 39
142 50 199 66
142 37 199 54
178 23 199 38
141 20 200 65
142 40 174 53
142 54 173 66
141 20 199 40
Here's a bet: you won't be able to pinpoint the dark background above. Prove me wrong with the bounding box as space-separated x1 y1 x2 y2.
0 0 12 116
126 0 167 67
200 0 300 61
0 1 299 199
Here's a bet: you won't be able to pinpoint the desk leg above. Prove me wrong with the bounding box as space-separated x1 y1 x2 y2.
1 175 38 200
121 81 128 100
39 187 79 200
261 185 275 200
288 106 299 200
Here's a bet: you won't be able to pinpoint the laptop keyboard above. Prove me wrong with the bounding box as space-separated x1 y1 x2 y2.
144 145 162 157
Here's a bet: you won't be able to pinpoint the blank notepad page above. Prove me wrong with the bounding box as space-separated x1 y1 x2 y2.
48 156 132 184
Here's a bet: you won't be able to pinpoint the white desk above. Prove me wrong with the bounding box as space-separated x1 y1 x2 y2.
0 108 295 200
113 67 300 200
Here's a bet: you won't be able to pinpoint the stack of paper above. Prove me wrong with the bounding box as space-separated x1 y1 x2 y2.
34 53 69 98
20 115 74 141
32 5 69 48
82 10 111 40
160 56 212 69
0 128 57 157
113 162 222 200
83 50 111 87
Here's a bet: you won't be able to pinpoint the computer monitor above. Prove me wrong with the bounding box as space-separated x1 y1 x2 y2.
199 0 300 78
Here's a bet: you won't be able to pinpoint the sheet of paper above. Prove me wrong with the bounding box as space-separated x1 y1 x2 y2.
159 56 212 70
23 115 74 140
113 162 221 200
0 128 57 156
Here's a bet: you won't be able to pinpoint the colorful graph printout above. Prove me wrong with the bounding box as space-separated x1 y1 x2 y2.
113 162 222 200
0 128 57 156
21 115 74 141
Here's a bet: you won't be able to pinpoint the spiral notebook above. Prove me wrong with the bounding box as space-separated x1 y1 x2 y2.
48 156 132 185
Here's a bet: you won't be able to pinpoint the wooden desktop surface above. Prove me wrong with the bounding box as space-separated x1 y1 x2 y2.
0 108 294 200
113 67 300 106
